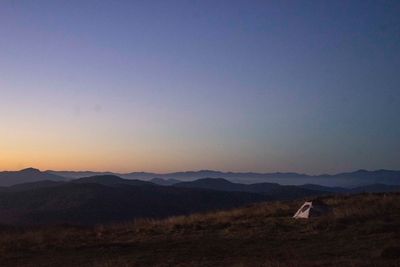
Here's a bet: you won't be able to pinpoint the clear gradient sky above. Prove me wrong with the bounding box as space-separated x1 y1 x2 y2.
1 0 399 174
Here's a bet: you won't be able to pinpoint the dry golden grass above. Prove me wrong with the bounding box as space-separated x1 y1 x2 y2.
1 193 400 267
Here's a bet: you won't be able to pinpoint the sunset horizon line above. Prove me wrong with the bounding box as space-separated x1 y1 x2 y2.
1 166 399 177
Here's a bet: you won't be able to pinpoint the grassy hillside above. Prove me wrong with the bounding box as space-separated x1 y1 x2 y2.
0 183 269 225
1 193 400 267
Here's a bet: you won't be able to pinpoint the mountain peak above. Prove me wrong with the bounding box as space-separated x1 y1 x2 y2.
20 167 41 173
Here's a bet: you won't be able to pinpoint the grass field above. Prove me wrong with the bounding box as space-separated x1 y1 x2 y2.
1 193 400 267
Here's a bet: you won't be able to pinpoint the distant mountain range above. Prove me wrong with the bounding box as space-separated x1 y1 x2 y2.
46 168 400 187
0 171 400 225
173 178 323 200
0 168 66 186
1 168 400 188
0 177 270 225
73 175 153 187
172 178 400 196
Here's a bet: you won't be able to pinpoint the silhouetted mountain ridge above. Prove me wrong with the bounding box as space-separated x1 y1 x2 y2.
47 169 400 187
173 178 324 200
1 173 400 225
73 175 154 187
0 168 66 186
0 182 270 225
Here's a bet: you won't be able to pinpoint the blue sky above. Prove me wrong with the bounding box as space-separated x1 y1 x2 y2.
0 0 399 173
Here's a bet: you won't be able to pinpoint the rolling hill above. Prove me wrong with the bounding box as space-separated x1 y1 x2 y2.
0 168 66 186
0 193 399 266
0 182 270 225
0 172 399 226
173 178 324 200
47 169 400 187
2 180 65 192
73 175 154 187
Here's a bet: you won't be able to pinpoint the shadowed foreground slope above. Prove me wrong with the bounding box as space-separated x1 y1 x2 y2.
0 183 269 225
1 193 400 267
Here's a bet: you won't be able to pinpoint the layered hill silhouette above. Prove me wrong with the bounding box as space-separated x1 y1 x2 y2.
2 168 400 187
0 168 65 187
0 180 65 193
73 175 153 187
47 169 400 187
173 178 324 200
0 178 270 225
0 171 400 226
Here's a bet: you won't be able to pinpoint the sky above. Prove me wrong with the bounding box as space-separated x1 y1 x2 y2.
0 0 399 174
